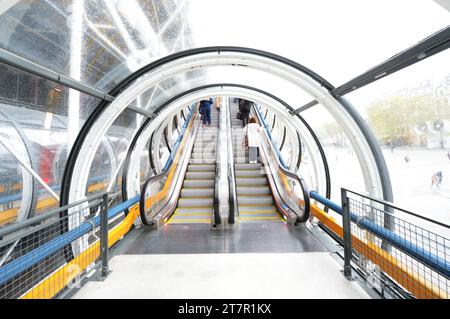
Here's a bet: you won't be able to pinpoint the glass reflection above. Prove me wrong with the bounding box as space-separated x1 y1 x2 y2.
346 50 450 225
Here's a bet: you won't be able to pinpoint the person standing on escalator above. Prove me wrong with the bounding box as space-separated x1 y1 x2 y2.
239 99 252 127
244 117 263 164
199 98 213 128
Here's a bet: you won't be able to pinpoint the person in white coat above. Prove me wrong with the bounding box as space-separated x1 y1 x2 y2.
244 116 263 163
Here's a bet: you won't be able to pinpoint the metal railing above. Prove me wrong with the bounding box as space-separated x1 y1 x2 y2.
0 192 114 298
253 104 310 223
226 98 238 224
212 102 222 227
314 189 449 299
140 104 197 226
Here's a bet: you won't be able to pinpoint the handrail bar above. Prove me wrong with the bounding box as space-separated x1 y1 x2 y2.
252 104 310 220
227 98 238 224
213 100 222 226
0 195 140 286
343 188 450 229
139 103 197 223
310 190 450 278
0 192 107 239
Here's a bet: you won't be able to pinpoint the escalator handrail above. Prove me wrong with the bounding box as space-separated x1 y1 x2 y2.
139 104 197 225
252 104 310 222
213 100 222 226
227 99 238 224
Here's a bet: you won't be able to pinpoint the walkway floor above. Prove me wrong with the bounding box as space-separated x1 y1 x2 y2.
123 223 326 254
72 252 369 299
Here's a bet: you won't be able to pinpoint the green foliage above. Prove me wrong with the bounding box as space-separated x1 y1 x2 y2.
367 93 447 143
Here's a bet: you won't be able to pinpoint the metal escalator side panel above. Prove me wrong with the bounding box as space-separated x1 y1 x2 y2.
139 106 200 226
252 103 311 224
170 103 221 225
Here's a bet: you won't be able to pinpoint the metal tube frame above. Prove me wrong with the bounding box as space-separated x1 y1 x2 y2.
341 188 353 279
54 43 448 213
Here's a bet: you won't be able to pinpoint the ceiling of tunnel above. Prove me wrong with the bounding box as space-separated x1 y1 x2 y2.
0 0 447 92
0 0 448 224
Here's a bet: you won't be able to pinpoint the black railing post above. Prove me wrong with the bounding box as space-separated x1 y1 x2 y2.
100 193 109 278
341 189 352 280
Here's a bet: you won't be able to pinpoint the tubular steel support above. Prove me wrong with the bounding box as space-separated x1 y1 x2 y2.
0 48 114 102
100 193 109 278
341 189 353 280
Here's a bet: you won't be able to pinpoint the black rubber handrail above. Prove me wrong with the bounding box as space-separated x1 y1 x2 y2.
227 99 238 224
212 103 222 226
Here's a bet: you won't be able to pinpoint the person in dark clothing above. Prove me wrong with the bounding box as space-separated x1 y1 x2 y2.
238 98 252 127
436 171 443 185
199 98 213 127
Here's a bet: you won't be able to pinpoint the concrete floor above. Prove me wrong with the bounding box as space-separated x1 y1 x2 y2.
72 252 370 299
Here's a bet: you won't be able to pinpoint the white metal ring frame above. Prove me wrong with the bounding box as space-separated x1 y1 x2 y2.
68 51 384 252
126 86 327 201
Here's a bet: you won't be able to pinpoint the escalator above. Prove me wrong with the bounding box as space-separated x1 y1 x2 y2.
229 99 284 223
168 106 220 224
227 98 310 225
140 98 308 229
140 103 222 227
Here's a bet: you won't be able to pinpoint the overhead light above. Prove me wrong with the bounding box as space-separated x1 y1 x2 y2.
417 53 427 59
374 72 387 79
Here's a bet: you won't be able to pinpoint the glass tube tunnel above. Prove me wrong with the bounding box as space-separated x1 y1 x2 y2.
0 0 449 299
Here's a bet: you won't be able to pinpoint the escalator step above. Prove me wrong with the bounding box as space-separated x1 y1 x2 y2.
191 153 216 159
175 207 213 214
237 186 270 195
168 217 211 224
178 197 213 207
236 177 268 186
183 179 215 187
238 205 276 212
237 195 273 205
192 147 216 153
181 188 214 197
239 216 282 222
190 158 216 164
235 170 265 177
235 163 262 170
234 157 249 163
185 171 215 179
187 164 216 172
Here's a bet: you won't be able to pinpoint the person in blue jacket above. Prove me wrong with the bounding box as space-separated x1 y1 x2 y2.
199 98 214 127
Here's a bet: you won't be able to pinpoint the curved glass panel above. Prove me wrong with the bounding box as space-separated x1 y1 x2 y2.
302 104 366 209
346 50 450 225
0 121 24 226
297 134 318 193
0 0 447 91
139 139 152 189
86 108 139 207
0 61 100 218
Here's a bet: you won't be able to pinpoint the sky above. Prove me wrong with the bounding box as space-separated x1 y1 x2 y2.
188 0 449 84
188 0 450 122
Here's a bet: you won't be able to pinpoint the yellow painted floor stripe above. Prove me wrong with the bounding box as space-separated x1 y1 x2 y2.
176 206 212 209
239 211 278 215
236 203 271 207
239 216 281 221
173 212 211 216
236 186 269 188
168 219 211 224
238 195 272 198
